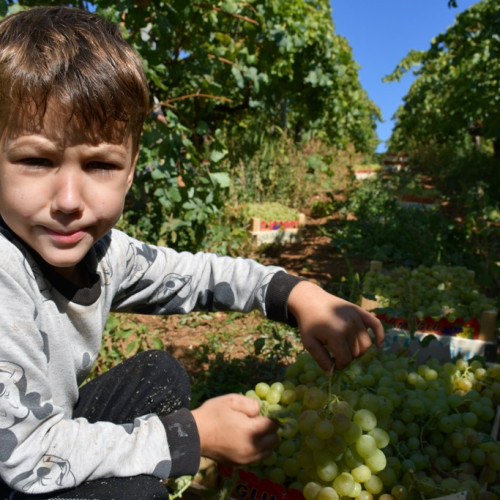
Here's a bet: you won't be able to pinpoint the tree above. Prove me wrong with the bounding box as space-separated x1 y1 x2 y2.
385 0 500 159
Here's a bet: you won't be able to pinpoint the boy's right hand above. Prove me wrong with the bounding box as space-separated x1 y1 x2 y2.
192 394 278 464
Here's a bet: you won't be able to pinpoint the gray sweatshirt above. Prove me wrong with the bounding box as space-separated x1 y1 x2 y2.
0 223 301 494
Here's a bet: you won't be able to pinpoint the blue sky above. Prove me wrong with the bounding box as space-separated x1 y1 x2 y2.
330 0 479 153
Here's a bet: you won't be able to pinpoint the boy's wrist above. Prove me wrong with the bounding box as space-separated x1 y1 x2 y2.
160 408 201 477
265 271 307 327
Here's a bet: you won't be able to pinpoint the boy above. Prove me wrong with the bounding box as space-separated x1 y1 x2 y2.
0 6 384 498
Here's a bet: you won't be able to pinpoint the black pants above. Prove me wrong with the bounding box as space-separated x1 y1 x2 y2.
0 350 192 500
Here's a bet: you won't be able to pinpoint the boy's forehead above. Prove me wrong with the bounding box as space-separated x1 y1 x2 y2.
3 102 132 150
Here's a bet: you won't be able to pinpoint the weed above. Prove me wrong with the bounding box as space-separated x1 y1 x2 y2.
87 313 163 381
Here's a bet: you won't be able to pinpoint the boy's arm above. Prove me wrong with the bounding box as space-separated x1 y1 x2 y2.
287 280 385 370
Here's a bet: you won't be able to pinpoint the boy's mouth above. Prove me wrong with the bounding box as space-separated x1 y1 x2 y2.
43 227 87 244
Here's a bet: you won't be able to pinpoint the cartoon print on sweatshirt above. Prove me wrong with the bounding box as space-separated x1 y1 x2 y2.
133 273 193 315
244 272 274 310
11 454 76 493
0 361 53 462
125 240 158 282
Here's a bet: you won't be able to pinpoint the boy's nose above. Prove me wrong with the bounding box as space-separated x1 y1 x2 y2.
51 170 85 214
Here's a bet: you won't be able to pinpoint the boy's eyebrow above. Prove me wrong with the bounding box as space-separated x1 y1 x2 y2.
85 143 130 159
2 135 59 154
3 135 131 159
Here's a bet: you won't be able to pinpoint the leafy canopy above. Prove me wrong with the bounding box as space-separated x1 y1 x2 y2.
385 0 500 156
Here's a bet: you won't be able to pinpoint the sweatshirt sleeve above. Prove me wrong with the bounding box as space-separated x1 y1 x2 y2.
107 230 305 321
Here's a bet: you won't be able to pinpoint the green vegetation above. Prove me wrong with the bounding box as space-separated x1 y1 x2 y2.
386 0 500 155
239 202 300 223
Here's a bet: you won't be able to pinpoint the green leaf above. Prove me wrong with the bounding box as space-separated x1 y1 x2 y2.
210 149 228 163
209 172 231 188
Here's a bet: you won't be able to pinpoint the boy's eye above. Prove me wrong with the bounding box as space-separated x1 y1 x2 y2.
20 158 52 167
87 161 120 171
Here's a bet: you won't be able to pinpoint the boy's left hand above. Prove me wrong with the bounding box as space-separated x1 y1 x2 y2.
287 280 385 371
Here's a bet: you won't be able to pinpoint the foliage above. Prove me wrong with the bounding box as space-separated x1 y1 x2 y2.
325 177 462 266
385 0 500 159
188 314 300 408
238 202 300 222
86 313 164 380
228 136 345 210
0 0 379 250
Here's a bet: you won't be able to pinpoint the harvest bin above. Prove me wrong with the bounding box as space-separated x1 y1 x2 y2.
360 261 499 361
249 214 306 246
218 464 304 500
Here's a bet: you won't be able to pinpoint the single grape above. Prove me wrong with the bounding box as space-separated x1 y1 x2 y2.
316 461 339 483
281 388 297 406
299 409 320 434
303 481 322 500
365 449 387 473
367 428 390 449
391 484 408 500
278 439 297 458
283 457 300 478
357 490 374 500
303 387 327 410
355 434 378 459
314 418 335 440
316 486 339 500
364 474 383 495
266 388 282 405
353 409 377 432
255 382 270 399
351 464 371 483
333 472 356 497
267 466 286 484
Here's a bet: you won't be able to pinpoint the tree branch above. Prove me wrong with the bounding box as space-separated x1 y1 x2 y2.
194 3 259 26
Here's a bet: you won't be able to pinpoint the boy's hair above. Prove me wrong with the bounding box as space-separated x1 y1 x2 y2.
0 6 149 153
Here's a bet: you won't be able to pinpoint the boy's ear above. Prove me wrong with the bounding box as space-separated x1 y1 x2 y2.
126 151 139 192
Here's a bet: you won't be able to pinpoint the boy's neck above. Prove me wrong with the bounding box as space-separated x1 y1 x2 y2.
53 262 90 287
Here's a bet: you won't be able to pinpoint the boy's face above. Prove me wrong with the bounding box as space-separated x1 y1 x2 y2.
0 113 137 283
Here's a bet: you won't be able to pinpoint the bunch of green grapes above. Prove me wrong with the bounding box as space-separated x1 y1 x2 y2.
244 347 500 500
363 264 497 322
246 355 389 499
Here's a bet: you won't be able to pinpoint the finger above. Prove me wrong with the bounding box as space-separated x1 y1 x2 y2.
326 335 352 370
303 337 334 372
227 393 261 417
252 415 279 435
361 311 385 346
354 328 374 356
328 316 367 369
